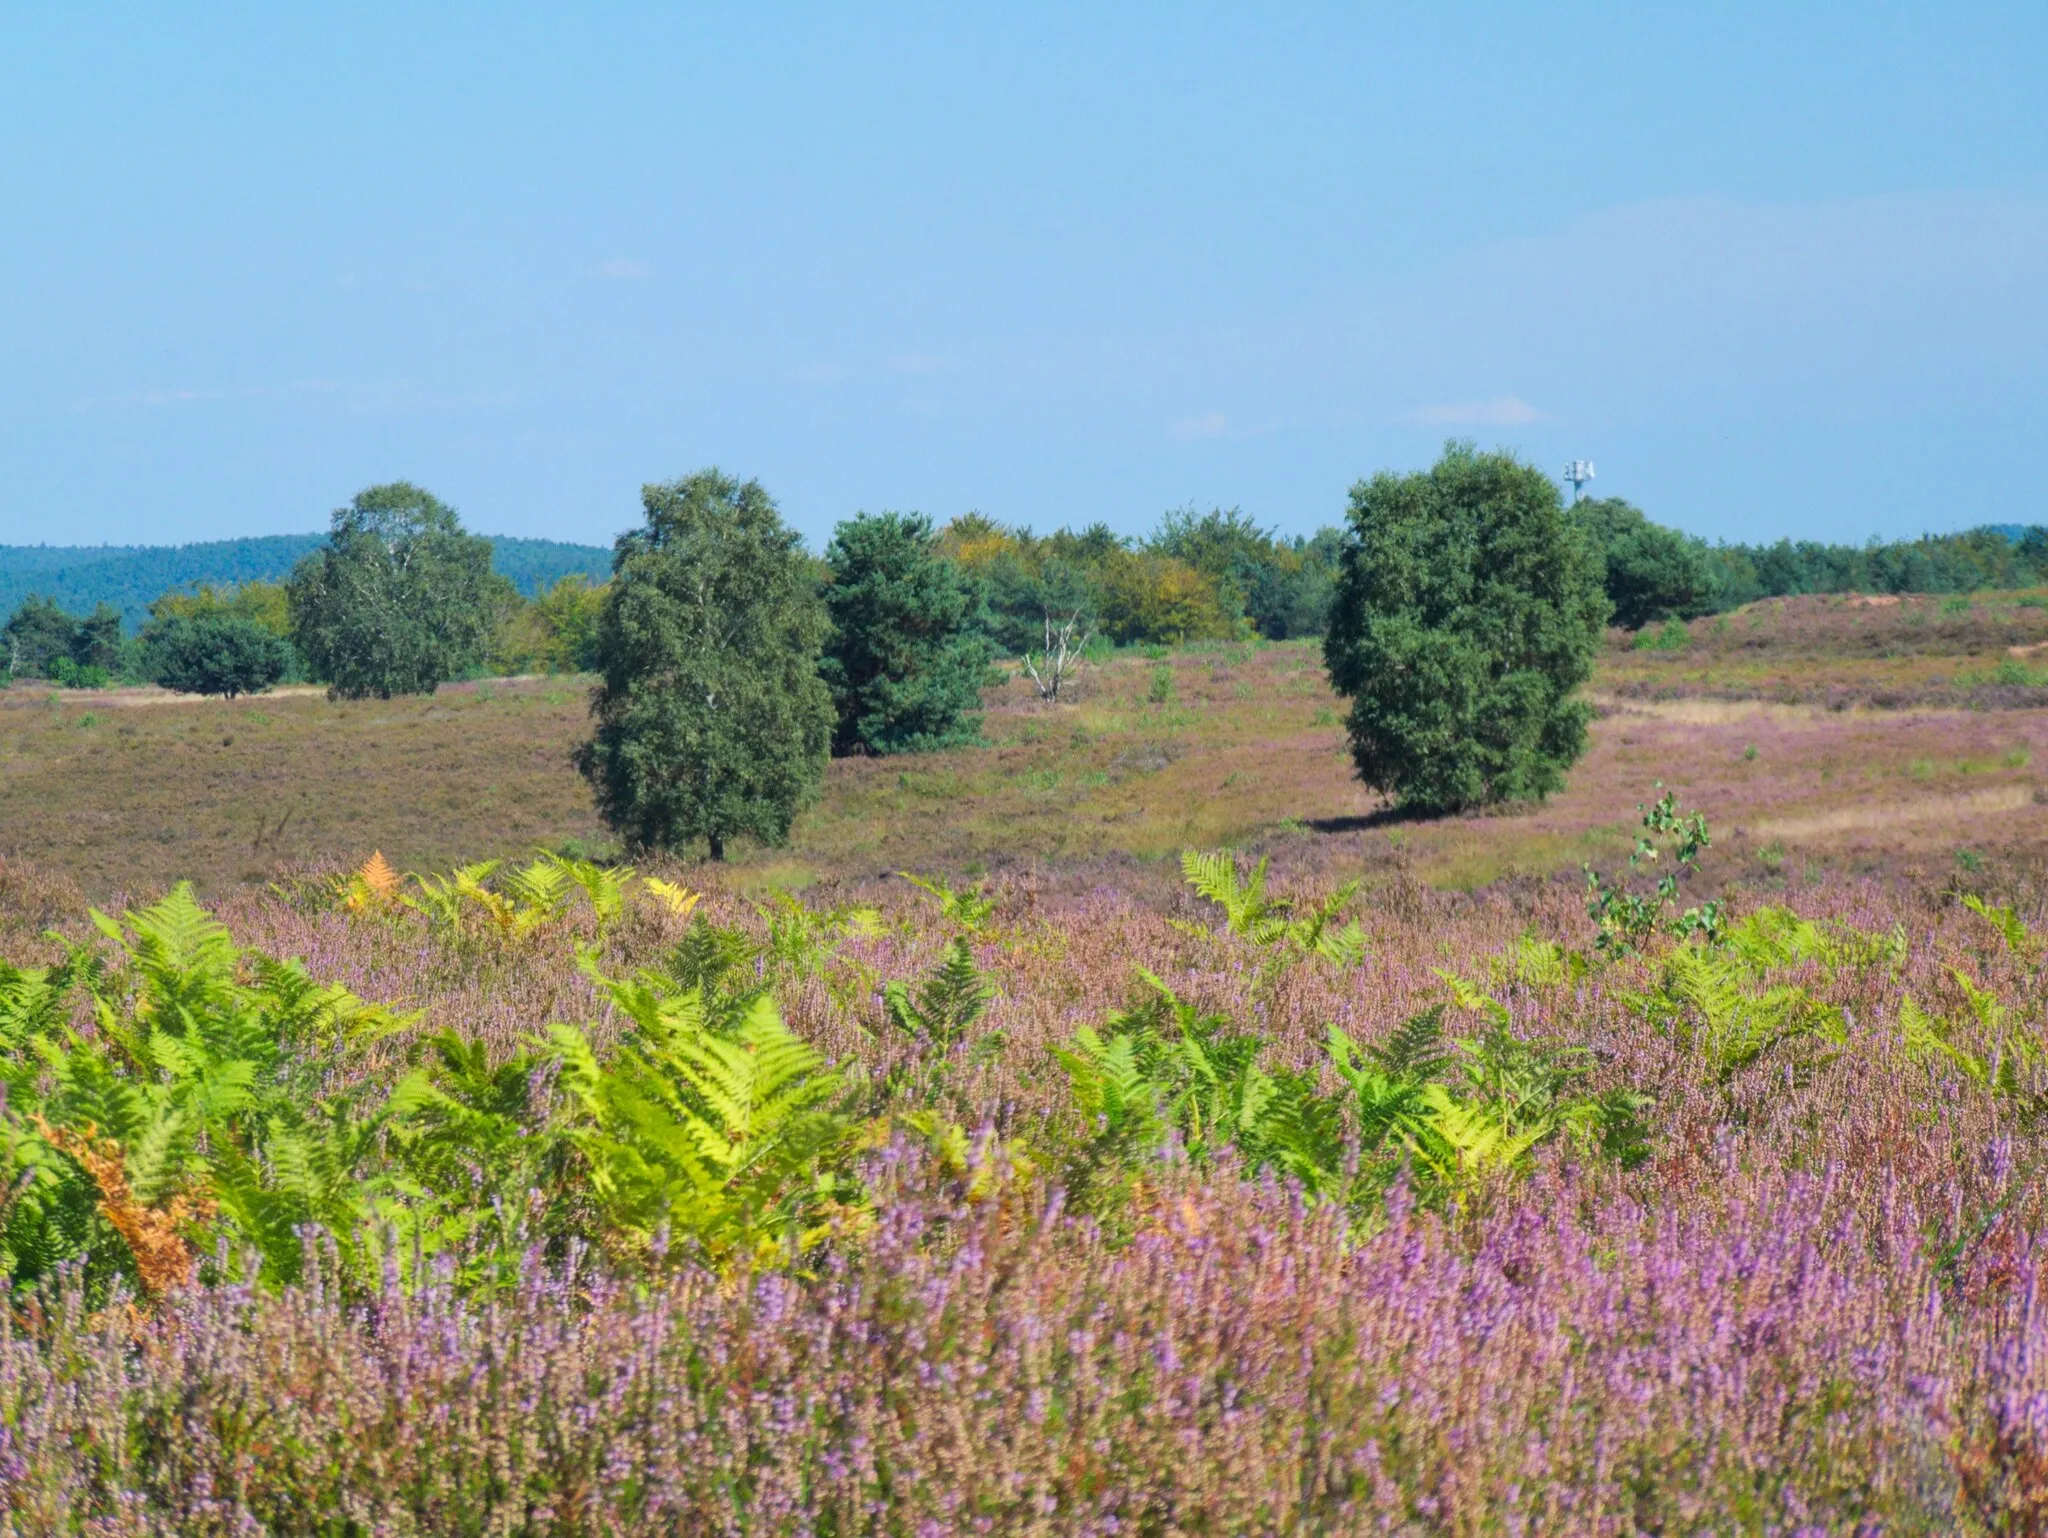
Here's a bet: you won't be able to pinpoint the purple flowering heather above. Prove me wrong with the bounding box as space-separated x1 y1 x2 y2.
2 858 2047 1529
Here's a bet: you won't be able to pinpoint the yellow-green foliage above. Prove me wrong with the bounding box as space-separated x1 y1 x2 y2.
148 580 292 640
1901 966 2047 1115
3 885 411 1295
1963 892 2041 962
1179 849 1365 965
552 961 852 1264
899 871 996 935
491 572 608 674
382 850 641 939
16 855 2007 1320
1626 907 1856 1084
1096 549 1244 645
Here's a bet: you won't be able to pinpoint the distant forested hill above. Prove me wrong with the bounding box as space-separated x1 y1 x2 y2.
0 535 614 629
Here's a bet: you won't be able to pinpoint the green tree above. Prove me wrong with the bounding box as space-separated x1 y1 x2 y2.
1096 549 1242 645
1145 508 1345 640
1256 529 1344 640
144 615 292 698
1323 442 1609 815
1573 497 1717 629
286 483 503 699
3 596 86 678
73 604 123 672
493 572 608 674
820 511 994 756
149 581 294 642
576 470 833 860
1 597 124 683
941 515 1105 657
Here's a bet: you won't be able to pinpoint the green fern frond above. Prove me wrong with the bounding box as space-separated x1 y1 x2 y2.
1283 881 1365 965
1723 906 1828 969
1180 848 1285 938
889 939 994 1048
1495 934 1590 988
121 884 238 982
1435 970 1513 1031
1363 1005 1453 1082
536 851 636 930
898 872 997 933
1963 895 2038 959
502 856 575 923
1900 994 1988 1086
545 986 847 1260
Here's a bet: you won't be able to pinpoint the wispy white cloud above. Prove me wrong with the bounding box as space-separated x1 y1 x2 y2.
791 363 849 386
244 379 339 399
1398 394 1547 427
1170 409 1230 441
592 257 651 281
73 387 222 411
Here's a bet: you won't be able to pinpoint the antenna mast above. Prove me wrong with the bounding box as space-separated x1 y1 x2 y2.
1563 460 1595 503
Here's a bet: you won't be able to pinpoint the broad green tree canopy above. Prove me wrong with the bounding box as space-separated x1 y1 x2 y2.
286 483 502 699
577 469 833 859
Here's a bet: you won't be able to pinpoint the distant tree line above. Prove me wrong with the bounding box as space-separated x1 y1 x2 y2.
941 508 1343 652
0 533 608 632
6 464 2045 852
1568 502 2048 628
1704 525 2048 607
0 490 1353 700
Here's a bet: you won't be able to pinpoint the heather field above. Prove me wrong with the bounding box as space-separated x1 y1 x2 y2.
5 615 2047 896
1601 589 2048 712
7 620 2048 1531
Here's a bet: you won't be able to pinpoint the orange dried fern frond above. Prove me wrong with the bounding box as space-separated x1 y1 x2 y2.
358 850 401 899
337 850 404 915
34 1118 210 1299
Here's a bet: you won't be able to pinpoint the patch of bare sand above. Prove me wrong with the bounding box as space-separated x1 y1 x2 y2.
1593 696 1836 726
1590 694 1989 726
1750 784 2035 842
0 684 334 710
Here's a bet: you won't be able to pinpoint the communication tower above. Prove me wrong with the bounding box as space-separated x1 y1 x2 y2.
1563 460 1595 502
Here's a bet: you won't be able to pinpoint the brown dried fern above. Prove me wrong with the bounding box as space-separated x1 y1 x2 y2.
35 1118 210 1300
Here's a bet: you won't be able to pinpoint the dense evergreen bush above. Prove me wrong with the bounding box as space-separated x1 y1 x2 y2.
1573 497 1717 629
577 469 833 860
821 511 995 756
145 614 291 698
1323 442 1609 814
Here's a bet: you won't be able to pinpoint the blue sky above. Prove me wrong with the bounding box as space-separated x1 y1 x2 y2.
3 3 2043 550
